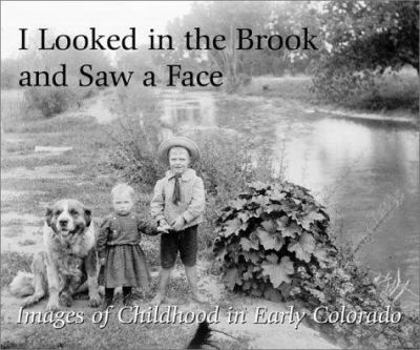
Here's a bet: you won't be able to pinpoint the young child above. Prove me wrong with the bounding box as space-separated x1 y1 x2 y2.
97 183 156 308
151 136 206 305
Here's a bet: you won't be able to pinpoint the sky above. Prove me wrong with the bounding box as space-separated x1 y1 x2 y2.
1 1 194 59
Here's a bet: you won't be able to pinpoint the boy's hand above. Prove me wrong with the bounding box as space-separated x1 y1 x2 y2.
157 226 170 234
158 220 171 234
172 216 185 231
100 258 106 266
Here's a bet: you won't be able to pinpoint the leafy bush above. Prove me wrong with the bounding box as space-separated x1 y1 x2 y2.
213 181 334 300
24 87 79 117
214 181 419 349
311 56 377 106
302 246 420 349
105 86 165 189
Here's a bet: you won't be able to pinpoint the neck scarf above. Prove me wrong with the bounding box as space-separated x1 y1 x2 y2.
172 173 182 204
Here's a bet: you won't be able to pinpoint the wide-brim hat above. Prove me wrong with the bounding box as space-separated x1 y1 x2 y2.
158 136 200 164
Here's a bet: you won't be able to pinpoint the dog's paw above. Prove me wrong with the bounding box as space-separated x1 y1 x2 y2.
46 301 60 311
88 294 102 308
59 293 73 307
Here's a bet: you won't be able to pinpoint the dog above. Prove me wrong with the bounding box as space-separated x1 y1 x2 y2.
10 199 101 310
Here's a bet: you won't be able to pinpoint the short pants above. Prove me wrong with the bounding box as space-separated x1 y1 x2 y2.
160 225 198 268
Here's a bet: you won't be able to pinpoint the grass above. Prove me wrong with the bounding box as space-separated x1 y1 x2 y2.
1 251 242 349
1 90 119 216
240 74 314 101
1 311 197 349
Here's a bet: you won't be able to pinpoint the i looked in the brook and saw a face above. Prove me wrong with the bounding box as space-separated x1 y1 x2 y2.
169 147 190 175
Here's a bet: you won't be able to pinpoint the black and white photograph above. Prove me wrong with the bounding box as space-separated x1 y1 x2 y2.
1 1 419 348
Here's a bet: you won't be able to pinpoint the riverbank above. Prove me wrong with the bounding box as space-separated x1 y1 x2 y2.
240 71 419 125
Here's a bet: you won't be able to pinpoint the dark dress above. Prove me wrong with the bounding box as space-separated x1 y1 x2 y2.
97 213 155 289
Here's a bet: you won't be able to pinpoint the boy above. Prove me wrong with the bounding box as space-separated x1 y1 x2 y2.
151 136 206 304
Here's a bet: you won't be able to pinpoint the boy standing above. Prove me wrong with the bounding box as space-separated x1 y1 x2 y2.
151 136 206 304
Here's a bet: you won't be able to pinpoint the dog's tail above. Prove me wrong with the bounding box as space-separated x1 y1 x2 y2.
9 271 35 298
9 252 48 308
187 321 213 349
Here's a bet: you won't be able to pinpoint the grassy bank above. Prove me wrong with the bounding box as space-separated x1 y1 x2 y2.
240 67 419 118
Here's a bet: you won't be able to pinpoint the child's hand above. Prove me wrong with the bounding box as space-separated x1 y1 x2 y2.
158 220 171 234
100 258 106 266
172 216 185 231
157 226 170 234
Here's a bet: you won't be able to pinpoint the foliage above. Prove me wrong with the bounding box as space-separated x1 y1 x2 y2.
105 86 165 189
268 1 323 76
213 181 334 299
214 181 419 349
165 1 321 92
3 40 111 117
23 86 80 117
195 132 273 251
304 246 420 349
1 251 32 288
116 45 165 83
322 0 419 73
312 0 419 105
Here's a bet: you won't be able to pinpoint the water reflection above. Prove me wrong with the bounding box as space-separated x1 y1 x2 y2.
161 91 216 130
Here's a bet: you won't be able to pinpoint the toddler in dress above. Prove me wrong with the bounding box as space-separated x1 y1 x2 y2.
97 183 157 308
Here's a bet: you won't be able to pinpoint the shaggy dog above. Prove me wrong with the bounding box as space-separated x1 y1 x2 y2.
10 199 101 310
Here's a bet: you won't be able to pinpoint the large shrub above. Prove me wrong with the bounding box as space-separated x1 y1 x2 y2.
24 87 79 117
213 181 334 300
105 86 165 189
214 181 419 349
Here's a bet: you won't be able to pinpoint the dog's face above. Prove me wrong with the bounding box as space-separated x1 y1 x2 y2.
46 199 91 237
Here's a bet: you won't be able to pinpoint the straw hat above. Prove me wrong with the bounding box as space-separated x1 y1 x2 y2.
157 136 200 164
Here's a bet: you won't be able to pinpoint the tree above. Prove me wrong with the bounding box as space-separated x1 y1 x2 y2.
322 0 418 73
165 1 273 92
268 1 323 75
312 0 419 103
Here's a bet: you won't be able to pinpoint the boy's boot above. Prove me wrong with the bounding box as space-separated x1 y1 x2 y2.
123 287 134 307
102 288 114 310
185 265 206 303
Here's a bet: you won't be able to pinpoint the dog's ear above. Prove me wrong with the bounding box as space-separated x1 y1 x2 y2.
45 207 54 227
84 207 92 227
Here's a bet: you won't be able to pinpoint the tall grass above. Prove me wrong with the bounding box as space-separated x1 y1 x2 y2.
1 90 28 131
